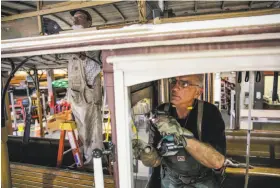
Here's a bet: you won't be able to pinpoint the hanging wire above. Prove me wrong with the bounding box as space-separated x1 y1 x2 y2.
1 56 35 127
22 67 36 85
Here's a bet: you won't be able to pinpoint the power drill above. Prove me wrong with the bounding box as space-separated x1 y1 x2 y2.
147 103 184 157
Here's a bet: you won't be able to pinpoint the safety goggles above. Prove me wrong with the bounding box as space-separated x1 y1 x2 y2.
169 78 201 88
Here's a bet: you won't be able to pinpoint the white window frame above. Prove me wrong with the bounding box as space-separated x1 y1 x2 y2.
108 48 280 188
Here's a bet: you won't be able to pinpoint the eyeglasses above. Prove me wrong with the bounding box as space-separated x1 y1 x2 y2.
168 78 201 88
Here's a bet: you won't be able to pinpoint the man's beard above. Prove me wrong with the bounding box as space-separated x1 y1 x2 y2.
72 25 84 30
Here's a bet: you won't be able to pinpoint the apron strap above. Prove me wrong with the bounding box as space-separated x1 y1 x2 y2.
197 100 204 141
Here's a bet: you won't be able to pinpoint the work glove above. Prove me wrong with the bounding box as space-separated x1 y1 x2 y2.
139 145 161 167
132 139 146 160
132 139 161 167
154 116 194 139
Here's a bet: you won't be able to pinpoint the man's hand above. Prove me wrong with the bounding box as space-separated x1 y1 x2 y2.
132 139 161 167
139 145 161 167
154 116 194 138
132 139 146 160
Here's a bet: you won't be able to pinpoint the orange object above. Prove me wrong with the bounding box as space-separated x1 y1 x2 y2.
34 120 41 137
46 110 72 132
57 122 83 168
54 101 71 114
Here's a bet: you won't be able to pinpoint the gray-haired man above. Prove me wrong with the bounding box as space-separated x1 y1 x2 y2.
140 74 226 188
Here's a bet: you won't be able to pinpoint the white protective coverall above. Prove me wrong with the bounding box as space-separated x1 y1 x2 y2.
60 51 103 165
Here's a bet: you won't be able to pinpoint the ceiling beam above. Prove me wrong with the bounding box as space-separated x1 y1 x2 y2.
1 12 11 16
95 20 138 29
12 1 37 9
37 1 43 35
9 2 71 31
10 58 36 69
158 8 280 24
30 56 58 66
40 56 68 65
112 4 125 21
50 14 72 28
39 56 56 65
39 56 50 62
92 7 107 23
1 6 20 15
137 0 147 23
270 1 280 8
2 1 122 22
53 61 62 65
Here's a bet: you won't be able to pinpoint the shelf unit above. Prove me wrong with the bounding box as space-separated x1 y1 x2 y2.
221 78 236 114
221 80 227 109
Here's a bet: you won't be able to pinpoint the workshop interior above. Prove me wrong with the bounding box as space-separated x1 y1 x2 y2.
1 1 280 188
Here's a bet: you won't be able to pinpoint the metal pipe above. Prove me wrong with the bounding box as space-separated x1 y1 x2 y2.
226 130 280 138
230 90 235 129
22 97 32 144
42 93 47 119
93 149 104 188
244 71 254 188
102 78 107 127
226 136 280 145
63 146 83 155
159 79 169 104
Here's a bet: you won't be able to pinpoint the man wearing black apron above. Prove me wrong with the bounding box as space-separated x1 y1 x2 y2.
141 74 226 188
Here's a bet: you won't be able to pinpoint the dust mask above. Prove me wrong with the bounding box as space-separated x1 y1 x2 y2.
72 25 84 30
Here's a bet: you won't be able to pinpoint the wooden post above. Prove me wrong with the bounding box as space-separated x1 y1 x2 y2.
5 92 13 135
37 1 43 35
1 126 12 188
2 72 13 135
34 70 44 137
2 1 122 22
137 0 147 23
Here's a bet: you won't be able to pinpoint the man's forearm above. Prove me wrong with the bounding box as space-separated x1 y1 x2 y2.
185 138 225 169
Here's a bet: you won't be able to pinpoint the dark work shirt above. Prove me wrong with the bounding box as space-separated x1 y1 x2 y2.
171 99 226 155
150 99 226 175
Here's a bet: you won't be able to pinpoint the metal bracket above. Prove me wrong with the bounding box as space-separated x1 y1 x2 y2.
102 142 116 162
